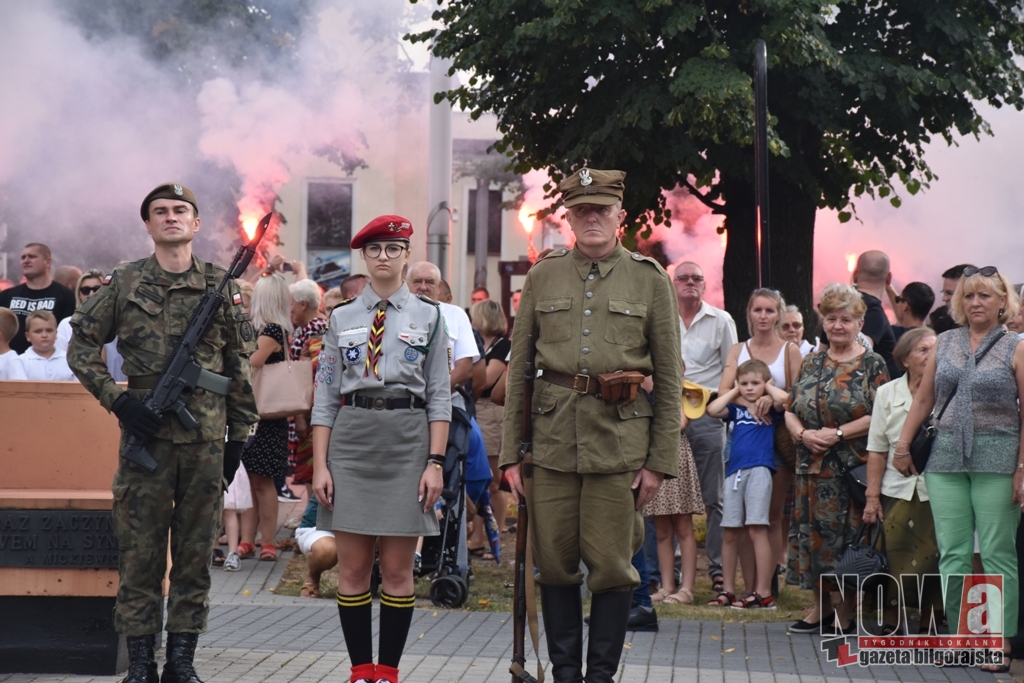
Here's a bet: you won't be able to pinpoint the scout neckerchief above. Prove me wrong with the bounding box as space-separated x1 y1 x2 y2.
366 299 388 379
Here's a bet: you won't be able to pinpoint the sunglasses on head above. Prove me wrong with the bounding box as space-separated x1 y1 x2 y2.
79 286 101 295
962 266 998 278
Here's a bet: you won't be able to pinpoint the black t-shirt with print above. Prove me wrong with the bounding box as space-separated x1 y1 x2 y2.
0 281 77 353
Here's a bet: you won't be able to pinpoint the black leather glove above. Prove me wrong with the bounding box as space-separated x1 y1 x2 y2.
111 393 162 441
223 441 244 485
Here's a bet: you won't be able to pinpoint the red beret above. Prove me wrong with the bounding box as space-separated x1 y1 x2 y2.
350 215 414 249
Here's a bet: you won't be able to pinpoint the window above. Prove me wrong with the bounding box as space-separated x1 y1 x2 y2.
305 181 354 290
306 181 353 249
466 189 503 255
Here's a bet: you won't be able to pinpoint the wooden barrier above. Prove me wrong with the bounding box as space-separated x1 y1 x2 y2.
0 380 126 674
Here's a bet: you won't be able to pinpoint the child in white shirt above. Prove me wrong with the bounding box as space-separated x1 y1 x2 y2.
0 307 18 379
7 310 76 381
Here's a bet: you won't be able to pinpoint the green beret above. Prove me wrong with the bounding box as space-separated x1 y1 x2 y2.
141 183 199 221
558 168 626 208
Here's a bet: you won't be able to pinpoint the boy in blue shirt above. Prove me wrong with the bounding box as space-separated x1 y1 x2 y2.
706 359 788 609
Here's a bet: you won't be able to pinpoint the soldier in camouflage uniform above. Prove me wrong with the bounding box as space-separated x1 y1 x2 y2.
68 183 258 683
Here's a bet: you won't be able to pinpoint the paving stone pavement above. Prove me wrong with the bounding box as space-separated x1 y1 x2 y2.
2 496 1011 683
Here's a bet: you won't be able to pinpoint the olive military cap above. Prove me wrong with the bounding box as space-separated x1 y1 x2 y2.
558 168 626 208
141 183 199 221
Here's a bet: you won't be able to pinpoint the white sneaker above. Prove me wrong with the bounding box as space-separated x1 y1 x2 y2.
223 552 241 571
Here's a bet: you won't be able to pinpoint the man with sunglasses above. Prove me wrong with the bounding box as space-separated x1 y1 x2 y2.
674 260 737 592
0 243 77 353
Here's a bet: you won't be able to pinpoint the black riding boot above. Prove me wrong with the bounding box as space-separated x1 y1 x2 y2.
161 633 204 683
539 585 584 683
584 591 633 683
121 635 159 683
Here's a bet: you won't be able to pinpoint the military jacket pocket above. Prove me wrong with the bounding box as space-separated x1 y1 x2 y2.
233 310 257 357
121 288 166 354
397 326 428 365
536 297 572 343
616 393 654 469
337 328 369 369
605 299 647 346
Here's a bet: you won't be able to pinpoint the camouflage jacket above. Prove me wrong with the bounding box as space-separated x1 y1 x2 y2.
68 254 259 443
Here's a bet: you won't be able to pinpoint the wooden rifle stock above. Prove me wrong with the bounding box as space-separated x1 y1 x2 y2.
510 335 537 683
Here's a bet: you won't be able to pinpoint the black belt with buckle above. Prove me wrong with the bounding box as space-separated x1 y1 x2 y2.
537 369 602 397
341 393 426 410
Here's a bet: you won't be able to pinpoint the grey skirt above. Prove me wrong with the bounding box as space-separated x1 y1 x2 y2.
317 395 439 537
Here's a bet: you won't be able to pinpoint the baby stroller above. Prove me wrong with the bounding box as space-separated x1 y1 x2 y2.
417 401 473 607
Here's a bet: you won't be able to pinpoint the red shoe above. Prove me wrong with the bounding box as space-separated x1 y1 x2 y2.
237 542 256 558
350 663 375 683
374 664 399 683
260 545 278 561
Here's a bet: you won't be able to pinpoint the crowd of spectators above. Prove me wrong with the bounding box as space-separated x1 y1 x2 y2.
5 237 1024 670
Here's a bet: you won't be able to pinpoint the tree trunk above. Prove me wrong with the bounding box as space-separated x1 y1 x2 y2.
720 172 817 340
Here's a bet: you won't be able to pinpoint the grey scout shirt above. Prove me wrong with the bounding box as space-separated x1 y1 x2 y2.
311 282 452 427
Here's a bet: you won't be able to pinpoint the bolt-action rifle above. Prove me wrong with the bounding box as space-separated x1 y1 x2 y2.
120 212 272 472
510 335 542 683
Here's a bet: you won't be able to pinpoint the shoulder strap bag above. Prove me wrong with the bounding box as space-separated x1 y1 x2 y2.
252 330 314 420
909 329 1006 473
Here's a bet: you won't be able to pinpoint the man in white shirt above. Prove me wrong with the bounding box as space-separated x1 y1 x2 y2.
407 262 481 410
674 261 737 587
8 310 76 381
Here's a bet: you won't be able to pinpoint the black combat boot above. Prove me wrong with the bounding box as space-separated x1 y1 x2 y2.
539 585 584 683
122 635 159 683
584 591 633 683
161 633 204 683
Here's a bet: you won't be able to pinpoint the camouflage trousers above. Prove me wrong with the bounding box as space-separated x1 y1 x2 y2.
111 437 223 636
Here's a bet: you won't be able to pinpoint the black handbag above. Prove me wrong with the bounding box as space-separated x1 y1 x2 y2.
834 522 888 592
909 330 1006 473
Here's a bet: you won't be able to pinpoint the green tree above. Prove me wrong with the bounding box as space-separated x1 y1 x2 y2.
412 0 1024 330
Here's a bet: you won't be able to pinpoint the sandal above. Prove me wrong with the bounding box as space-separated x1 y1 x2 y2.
468 547 496 561
237 542 256 559
260 545 278 561
300 582 321 598
663 587 694 605
731 592 777 610
707 591 735 607
212 548 225 566
650 588 672 603
711 574 724 593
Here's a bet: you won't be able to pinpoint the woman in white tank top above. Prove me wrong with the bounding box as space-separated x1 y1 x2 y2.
716 289 804 593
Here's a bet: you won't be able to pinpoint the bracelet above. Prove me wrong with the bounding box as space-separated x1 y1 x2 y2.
797 429 806 445
427 454 446 467
893 452 911 459
1017 463 1024 470
894 439 909 447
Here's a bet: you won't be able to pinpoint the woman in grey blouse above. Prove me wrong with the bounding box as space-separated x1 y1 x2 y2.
896 267 1024 662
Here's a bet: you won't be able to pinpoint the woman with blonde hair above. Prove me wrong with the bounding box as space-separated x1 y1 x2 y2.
784 284 889 633
895 267 1024 668
716 288 803 598
238 273 294 562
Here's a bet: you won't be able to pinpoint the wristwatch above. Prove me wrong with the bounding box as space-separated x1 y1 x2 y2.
835 427 845 441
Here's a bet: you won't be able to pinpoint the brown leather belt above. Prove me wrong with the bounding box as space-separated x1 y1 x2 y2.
537 369 602 397
127 375 160 390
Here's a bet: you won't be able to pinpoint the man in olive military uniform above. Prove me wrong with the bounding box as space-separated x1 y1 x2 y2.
501 169 682 683
68 184 258 683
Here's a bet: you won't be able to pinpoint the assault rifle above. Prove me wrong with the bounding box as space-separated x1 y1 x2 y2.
120 212 272 472
510 335 540 683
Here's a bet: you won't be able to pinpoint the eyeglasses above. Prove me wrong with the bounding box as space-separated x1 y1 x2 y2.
962 266 998 278
894 295 904 304
780 322 803 330
363 243 407 259
79 286 101 295
675 274 705 283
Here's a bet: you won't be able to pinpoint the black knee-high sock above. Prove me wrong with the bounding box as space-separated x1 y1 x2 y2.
337 592 373 666
378 592 415 668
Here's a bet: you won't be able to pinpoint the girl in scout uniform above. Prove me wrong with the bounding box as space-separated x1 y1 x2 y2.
311 215 451 683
